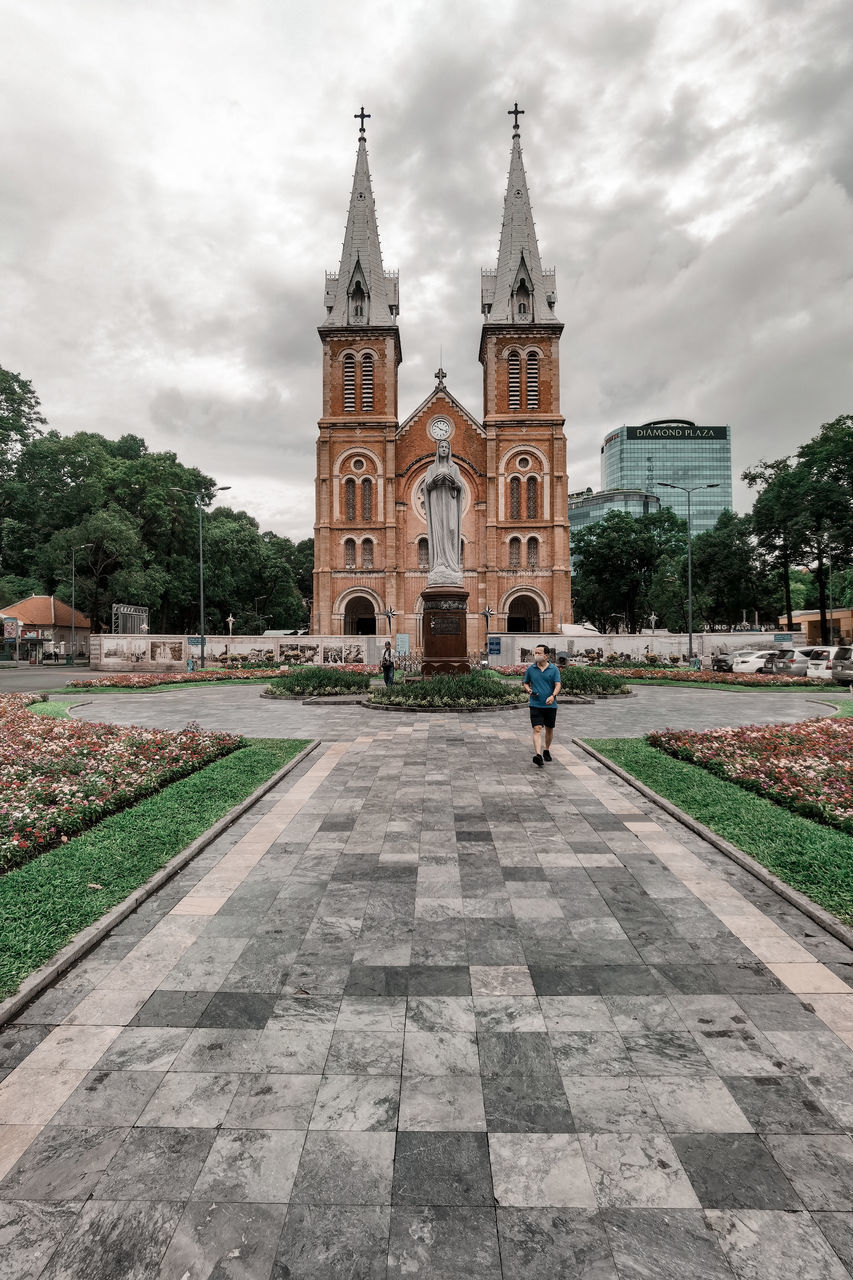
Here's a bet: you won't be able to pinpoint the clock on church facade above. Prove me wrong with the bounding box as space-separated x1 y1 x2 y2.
311 107 572 647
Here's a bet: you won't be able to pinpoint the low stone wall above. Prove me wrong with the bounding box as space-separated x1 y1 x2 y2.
89 634 385 672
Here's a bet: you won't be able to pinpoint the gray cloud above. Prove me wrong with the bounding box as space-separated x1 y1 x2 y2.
2 0 851 537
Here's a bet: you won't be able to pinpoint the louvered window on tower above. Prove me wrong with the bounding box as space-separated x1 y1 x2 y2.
344 477 356 521
417 538 429 570
527 537 539 569
344 538 356 569
509 536 521 568
361 477 373 521
526 352 539 409
527 476 538 519
343 355 356 411
361 354 374 410
362 538 374 569
509 475 521 520
508 352 521 409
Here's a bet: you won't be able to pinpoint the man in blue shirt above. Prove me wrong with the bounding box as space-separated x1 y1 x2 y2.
522 644 562 768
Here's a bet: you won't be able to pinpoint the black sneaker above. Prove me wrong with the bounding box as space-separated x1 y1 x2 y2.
532 754 544 768
542 750 552 762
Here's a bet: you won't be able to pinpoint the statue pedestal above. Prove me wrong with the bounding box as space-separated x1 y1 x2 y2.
421 586 470 677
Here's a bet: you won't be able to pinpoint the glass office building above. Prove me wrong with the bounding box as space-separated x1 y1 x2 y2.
568 489 661 567
600 420 732 535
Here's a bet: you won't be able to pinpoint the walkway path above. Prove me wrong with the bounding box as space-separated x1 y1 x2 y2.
1 702 853 1277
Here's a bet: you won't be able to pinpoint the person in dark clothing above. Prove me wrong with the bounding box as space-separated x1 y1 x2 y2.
522 644 561 768
381 641 395 687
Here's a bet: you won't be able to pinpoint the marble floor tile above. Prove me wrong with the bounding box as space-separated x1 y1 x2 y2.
51 1070 164 1127
291 1131 395 1205
805 1076 853 1130
0 1024 53 1072
482 1073 573 1133
706 1208 853 1280
393 1131 493 1206
172 1027 264 1073
129 989 214 1027
387 1205 502 1279
309 1075 399 1130
193 1127 305 1201
256 1027 334 1073
673 1133 802 1209
564 1076 662 1133
604 995 685 1034
538 995 615 1033
469 965 535 996
603 1207 735 1279
724 1075 843 1133
0 1125 126 1200
326 1030 403 1075
644 1075 753 1133
158 1200 287 1280
496 1206 619 1280
763 1028 853 1079
0 1200 81 1280
405 996 475 1033
38 1199 182 1280
579 1133 700 1209
398 1075 486 1131
403 1029 480 1076
94 1026 191 1072
197 991 278 1029
274 1204 390 1279
0 1125 43 1181
335 996 407 1032
93 1126 215 1200
0 1069 87 1125
270 996 341 1029
812 1213 853 1275
551 1031 633 1077
764 1135 853 1210
18 1025 122 1073
135 1070 241 1128
489 1132 595 1208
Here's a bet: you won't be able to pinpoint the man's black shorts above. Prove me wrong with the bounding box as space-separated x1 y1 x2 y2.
529 706 557 729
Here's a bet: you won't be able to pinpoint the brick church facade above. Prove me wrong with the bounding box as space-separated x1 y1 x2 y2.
312 111 571 649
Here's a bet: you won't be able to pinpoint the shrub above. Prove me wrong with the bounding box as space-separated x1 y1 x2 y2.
266 667 370 697
558 667 630 696
371 671 528 708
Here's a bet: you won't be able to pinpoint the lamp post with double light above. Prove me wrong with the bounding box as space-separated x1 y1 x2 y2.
71 543 93 661
657 481 720 660
170 485 231 668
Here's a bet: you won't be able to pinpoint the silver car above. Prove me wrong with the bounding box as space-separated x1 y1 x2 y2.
830 646 853 687
769 647 816 676
807 647 842 681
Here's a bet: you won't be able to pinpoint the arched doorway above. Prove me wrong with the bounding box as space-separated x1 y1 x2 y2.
344 595 377 635
507 594 540 633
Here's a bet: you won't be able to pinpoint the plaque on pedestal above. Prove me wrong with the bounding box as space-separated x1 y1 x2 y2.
421 586 470 676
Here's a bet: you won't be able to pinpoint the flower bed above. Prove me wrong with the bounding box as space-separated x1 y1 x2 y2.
371 672 529 708
266 667 371 697
590 667 830 688
67 669 288 689
1 694 245 871
647 717 853 833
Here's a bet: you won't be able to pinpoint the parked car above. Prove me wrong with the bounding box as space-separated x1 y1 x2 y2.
769 647 817 676
711 653 734 672
807 647 842 681
830 646 853 687
732 650 777 674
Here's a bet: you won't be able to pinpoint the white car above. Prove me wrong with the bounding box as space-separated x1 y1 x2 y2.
731 650 776 674
807 647 841 681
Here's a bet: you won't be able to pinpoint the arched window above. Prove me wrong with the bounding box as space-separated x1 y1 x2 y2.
362 538 374 569
509 475 521 521
526 352 539 409
344 538 356 569
508 351 521 409
361 353 374 411
343 354 356 411
527 537 539 569
526 475 538 519
361 477 373 521
344 477 356 521
509 536 521 569
417 537 429 570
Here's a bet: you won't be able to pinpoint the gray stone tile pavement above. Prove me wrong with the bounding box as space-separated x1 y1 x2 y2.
0 690 852 1276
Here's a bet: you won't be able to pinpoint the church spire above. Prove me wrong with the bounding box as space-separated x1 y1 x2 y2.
323 111 399 328
481 107 559 325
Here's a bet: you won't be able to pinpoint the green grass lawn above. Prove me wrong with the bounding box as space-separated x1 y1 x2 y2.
41 677 278 695
584 736 853 927
28 700 72 718
0 736 310 999
622 678 848 692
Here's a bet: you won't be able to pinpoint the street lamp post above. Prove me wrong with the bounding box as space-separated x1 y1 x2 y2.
171 485 231 668
657 481 720 660
254 595 267 634
71 543 93 661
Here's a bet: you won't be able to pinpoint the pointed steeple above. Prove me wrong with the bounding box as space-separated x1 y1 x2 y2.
323 112 399 328
481 110 559 325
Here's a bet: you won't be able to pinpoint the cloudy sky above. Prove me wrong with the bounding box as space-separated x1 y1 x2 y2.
3 0 851 539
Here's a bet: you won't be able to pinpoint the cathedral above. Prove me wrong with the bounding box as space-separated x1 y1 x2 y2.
311 107 571 649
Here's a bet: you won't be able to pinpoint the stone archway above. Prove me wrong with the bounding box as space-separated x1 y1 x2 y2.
506 594 540 633
344 595 377 635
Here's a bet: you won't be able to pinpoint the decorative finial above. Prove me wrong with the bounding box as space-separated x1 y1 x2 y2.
508 101 524 134
434 365 446 386
355 106 371 135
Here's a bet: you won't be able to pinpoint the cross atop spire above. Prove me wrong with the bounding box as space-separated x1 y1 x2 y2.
354 106 370 135
508 101 524 134
434 364 447 386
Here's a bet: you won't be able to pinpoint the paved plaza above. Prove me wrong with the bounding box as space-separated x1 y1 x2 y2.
1 688 853 1277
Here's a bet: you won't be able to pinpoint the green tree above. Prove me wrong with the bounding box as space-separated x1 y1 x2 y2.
571 508 687 633
690 511 766 630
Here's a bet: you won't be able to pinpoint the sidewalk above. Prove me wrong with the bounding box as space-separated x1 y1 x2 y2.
1 717 852 1278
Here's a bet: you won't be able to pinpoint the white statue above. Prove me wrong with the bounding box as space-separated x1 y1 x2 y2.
424 439 464 587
